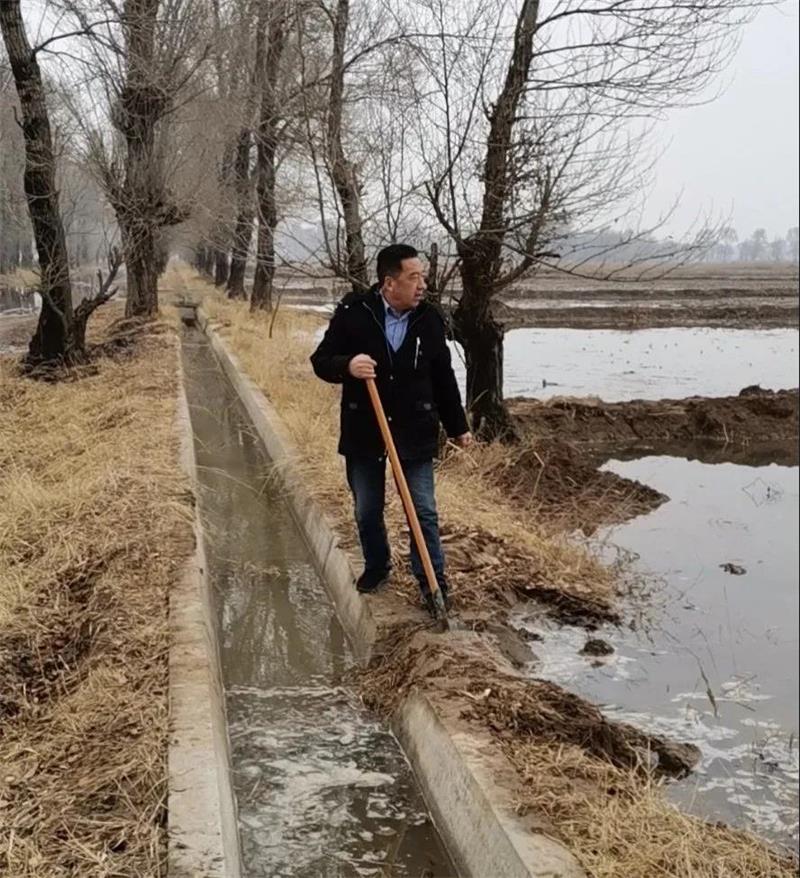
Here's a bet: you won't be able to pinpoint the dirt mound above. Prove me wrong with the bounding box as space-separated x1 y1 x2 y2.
357 629 698 779
510 387 799 460
435 523 620 625
481 440 667 533
474 677 699 778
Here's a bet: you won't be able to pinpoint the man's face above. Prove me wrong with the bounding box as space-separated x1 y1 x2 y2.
383 257 427 311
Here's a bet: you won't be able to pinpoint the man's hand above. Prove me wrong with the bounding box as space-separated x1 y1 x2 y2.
454 432 473 448
348 354 377 380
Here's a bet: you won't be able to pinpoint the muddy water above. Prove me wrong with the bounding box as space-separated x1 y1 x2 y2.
180 329 456 878
450 327 799 400
516 455 799 850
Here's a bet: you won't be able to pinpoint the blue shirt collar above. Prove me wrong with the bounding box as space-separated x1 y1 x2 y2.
380 293 411 320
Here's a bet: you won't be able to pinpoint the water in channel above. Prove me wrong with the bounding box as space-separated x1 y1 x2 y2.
180 328 456 878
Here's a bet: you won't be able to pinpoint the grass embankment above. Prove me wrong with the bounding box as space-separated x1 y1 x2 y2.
0 310 193 876
180 265 796 878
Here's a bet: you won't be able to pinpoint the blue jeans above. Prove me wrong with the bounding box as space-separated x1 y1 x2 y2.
345 455 445 588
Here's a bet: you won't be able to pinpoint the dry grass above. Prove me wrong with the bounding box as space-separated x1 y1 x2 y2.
507 740 796 878
178 266 615 621
0 313 193 876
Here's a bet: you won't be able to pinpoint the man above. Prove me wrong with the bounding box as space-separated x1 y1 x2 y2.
310 244 472 616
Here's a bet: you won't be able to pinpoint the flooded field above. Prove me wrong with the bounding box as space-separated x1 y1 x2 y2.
515 455 799 850
181 329 456 877
496 321 799 851
451 327 799 400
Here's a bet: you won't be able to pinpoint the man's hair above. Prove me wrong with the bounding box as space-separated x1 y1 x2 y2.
376 244 418 286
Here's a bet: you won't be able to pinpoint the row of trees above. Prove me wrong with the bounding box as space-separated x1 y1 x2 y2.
2 0 768 434
703 226 800 263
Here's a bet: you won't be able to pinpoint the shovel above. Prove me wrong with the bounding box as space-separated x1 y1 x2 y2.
365 377 450 630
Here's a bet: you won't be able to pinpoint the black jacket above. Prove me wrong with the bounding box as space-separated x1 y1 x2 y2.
310 287 469 459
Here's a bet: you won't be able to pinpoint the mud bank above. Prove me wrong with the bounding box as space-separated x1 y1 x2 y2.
495 263 799 330
477 440 669 535
510 387 798 457
494 301 799 330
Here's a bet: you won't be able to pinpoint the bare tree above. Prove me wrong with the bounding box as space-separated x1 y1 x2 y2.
324 0 368 289
226 111 256 298
0 69 35 276
57 0 205 317
1 1 77 364
293 0 421 288
251 0 290 311
412 0 763 438
224 1 261 299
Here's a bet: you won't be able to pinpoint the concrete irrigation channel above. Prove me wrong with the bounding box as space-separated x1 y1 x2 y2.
168 302 582 877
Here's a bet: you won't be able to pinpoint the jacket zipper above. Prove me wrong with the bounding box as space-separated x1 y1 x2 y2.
362 301 393 366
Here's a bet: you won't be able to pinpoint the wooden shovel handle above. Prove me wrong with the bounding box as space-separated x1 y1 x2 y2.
365 378 441 598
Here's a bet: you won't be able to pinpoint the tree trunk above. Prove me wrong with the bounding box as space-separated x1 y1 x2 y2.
327 0 368 291
426 241 441 306
20 235 33 268
455 236 517 440
112 0 183 317
227 127 254 299
122 220 158 317
213 247 229 287
0 0 78 365
203 246 214 277
250 2 287 313
155 230 169 276
449 0 539 439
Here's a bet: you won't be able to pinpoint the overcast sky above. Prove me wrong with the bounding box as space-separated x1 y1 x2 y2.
645 3 799 240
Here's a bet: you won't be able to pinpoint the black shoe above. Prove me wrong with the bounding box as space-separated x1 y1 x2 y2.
356 567 392 594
